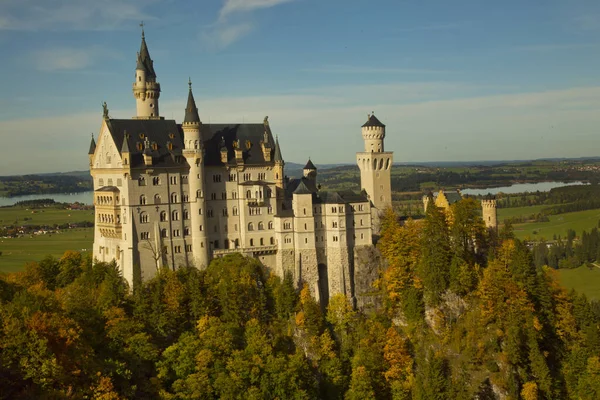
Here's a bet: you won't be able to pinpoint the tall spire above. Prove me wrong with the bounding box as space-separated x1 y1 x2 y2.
183 79 200 124
274 135 283 162
136 22 156 79
88 133 96 155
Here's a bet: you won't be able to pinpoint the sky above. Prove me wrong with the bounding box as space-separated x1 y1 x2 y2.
1 0 600 174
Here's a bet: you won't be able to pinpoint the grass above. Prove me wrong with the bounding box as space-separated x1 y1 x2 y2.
512 209 600 240
557 265 600 301
0 206 94 226
0 228 93 273
497 205 548 220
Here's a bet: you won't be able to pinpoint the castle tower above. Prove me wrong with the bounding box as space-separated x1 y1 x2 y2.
182 80 209 268
303 159 317 182
481 196 498 229
292 181 319 298
356 113 393 211
133 27 161 119
273 136 284 189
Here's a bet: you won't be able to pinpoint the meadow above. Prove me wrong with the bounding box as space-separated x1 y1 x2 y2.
0 206 94 226
498 206 600 240
557 265 600 300
0 228 93 273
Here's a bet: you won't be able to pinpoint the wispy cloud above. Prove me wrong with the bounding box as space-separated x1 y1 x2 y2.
0 0 156 31
514 43 598 52
573 13 600 31
204 0 296 48
219 0 295 20
27 46 117 72
302 65 451 74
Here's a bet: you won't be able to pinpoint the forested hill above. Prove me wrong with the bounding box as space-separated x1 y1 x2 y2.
1 198 599 399
0 173 92 197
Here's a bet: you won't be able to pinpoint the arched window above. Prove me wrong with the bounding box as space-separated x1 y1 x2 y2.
196 189 202 198
233 206 238 216
260 238 264 246
248 222 254 231
170 192 178 203
268 221 273 229
153 176 160 185
246 190 251 199
140 212 149 223
379 158 384 169
258 222 264 230
154 194 161 204
172 210 179 221
270 237 274 245
139 195 146 205
160 211 167 222
161 228 168 238
184 210 189 220
138 177 146 186
250 239 254 246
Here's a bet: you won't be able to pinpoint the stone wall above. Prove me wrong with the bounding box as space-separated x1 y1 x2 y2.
353 245 384 312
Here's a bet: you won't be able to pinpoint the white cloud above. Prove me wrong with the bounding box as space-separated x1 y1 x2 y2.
26 46 118 72
0 0 156 31
202 22 255 49
4 84 600 174
219 0 295 19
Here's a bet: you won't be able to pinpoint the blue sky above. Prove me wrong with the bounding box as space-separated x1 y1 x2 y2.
1 0 600 174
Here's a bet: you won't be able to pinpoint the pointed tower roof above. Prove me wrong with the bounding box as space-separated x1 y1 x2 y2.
273 136 283 162
88 135 96 155
303 159 316 170
294 179 313 195
362 112 385 128
121 133 130 153
136 28 156 78
183 79 200 124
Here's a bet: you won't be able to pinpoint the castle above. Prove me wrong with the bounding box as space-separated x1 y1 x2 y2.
422 189 497 229
88 30 392 303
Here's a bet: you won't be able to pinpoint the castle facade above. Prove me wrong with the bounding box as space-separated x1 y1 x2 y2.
88 31 392 303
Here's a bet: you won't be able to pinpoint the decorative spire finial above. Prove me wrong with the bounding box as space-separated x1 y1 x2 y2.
188 77 192 90
140 21 145 38
102 101 109 119
91 132 94 139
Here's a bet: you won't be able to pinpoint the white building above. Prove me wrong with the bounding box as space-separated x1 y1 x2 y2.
89 30 393 303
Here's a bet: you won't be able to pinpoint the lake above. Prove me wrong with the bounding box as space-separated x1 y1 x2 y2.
0 191 94 207
461 181 588 196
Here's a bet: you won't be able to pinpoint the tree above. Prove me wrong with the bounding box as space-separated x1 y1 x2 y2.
419 204 451 305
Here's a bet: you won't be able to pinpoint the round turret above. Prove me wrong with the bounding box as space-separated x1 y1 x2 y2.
361 112 386 152
481 196 497 229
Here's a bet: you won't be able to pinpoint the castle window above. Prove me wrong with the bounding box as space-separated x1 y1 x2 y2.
211 193 217 200
284 236 291 244
98 178 104 186
332 207 337 213
361 233 364 239
199 208 203 215
268 206 273 214
117 179 122 186
213 174 221 183
222 208 228 217
284 222 291 229
137 142 143 151
229 173 237 182
153 177 160 185
222 192 227 200
207 209 213 218
107 178 113 186
171 193 178 203
244 173 251 181
258 222 264 230
174 246 181 254
182 194 189 202
152 142 158 151
140 195 147 205
182 175 188 183
138 177 146 186
161 228 168 238
332 222 338 228
248 222 254 231
160 211 167 222
250 239 254 247
173 229 180 237
197 189 203 198
270 237 274 245
170 176 177 185
184 227 190 236
141 232 149 240
266 188 272 198
154 194 161 204
360 219 363 226
268 221 273 229
186 244 192 252
303 208 306 215
106 153 111 164
258 172 266 180
233 207 238 216
232 191 238 199
304 223 307 230
172 211 179 221
235 239 239 248
260 238 264 246
184 210 189 220
340 206 344 212
305 238 308 244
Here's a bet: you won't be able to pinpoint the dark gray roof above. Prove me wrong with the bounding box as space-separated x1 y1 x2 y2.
442 191 462 205
315 190 369 204
105 118 278 169
121 135 130 153
239 180 272 186
273 136 283 162
285 177 318 198
293 180 312 195
202 123 276 166
106 119 185 168
96 186 119 192
304 159 316 170
88 137 96 155
183 85 200 124
362 113 385 128
337 189 369 203
137 34 156 78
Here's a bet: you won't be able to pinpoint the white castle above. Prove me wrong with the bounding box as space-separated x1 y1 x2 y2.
88 30 392 302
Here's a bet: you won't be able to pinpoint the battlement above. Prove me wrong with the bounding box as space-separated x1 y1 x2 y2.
481 199 497 208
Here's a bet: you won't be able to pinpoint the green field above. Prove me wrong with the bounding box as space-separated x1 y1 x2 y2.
0 228 93 273
0 206 94 226
497 205 600 240
557 265 600 301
